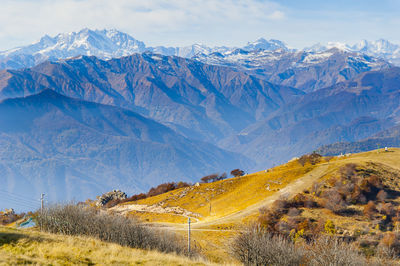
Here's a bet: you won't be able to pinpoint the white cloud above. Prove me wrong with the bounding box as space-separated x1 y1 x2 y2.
0 0 285 50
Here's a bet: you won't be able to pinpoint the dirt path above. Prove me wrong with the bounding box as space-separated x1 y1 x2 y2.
189 163 329 228
141 163 330 230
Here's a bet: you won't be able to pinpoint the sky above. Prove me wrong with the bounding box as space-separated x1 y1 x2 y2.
0 0 399 50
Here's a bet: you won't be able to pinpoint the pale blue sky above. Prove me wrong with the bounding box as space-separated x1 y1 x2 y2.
0 0 398 50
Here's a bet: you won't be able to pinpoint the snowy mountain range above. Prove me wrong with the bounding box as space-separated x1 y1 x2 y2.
2 28 398 70
306 39 400 66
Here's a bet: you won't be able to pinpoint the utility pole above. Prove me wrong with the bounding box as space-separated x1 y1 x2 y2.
40 193 45 214
188 217 191 254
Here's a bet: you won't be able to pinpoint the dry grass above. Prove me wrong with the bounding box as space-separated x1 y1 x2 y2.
123 160 317 224
0 226 213 265
113 148 400 263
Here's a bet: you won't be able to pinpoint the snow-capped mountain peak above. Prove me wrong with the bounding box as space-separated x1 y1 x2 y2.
0 28 147 63
243 38 288 51
306 39 400 65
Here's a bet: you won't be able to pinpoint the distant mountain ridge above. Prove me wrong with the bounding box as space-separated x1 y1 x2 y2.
0 53 303 143
1 52 399 171
316 125 400 156
221 67 400 167
1 28 398 72
0 29 288 69
193 48 391 92
0 89 250 210
306 39 400 66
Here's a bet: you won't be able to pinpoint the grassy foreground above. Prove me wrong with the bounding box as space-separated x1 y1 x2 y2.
0 226 211 265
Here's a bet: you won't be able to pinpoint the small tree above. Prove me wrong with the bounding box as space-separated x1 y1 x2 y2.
217 172 227 181
201 173 219 183
231 169 245 177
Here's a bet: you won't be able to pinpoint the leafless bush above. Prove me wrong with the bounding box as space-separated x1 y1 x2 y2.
231 226 369 265
306 236 367 265
321 188 347 213
376 190 388 202
372 245 399 264
230 225 306 265
287 207 301 217
339 163 358 179
37 204 189 255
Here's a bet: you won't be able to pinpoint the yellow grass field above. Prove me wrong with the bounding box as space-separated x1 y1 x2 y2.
0 226 215 266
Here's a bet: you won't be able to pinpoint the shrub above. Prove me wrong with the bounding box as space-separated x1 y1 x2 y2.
324 220 336 234
231 169 245 177
121 181 191 204
381 203 395 217
377 190 388 202
231 227 367 265
37 204 189 255
306 236 367 265
230 225 306 265
287 207 301 217
363 201 377 219
298 153 322 166
309 152 322 165
321 189 346 213
201 173 227 183
258 207 281 232
271 199 289 215
339 163 357 179
121 193 147 203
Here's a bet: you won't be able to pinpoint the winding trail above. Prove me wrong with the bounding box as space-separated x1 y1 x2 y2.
190 163 329 228
142 163 330 231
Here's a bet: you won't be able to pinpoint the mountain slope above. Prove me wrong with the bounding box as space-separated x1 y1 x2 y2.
222 67 400 167
0 28 146 69
0 90 250 210
307 39 400 66
0 29 290 70
194 48 391 92
316 124 400 156
0 53 303 143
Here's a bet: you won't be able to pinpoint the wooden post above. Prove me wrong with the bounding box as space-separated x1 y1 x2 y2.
188 217 191 253
40 193 45 214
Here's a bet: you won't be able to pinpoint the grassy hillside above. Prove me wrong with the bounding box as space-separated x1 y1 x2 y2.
0 226 211 265
114 159 320 224
112 148 400 262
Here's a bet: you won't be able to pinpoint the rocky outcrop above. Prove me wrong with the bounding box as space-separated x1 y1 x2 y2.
96 190 128 207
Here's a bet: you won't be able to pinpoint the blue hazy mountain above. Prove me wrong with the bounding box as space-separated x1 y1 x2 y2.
0 53 304 144
223 67 400 167
0 90 250 210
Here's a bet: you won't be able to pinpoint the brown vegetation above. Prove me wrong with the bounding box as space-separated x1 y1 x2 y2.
200 173 227 183
298 152 322 166
37 204 190 256
230 169 245 177
231 225 367 265
119 181 191 205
